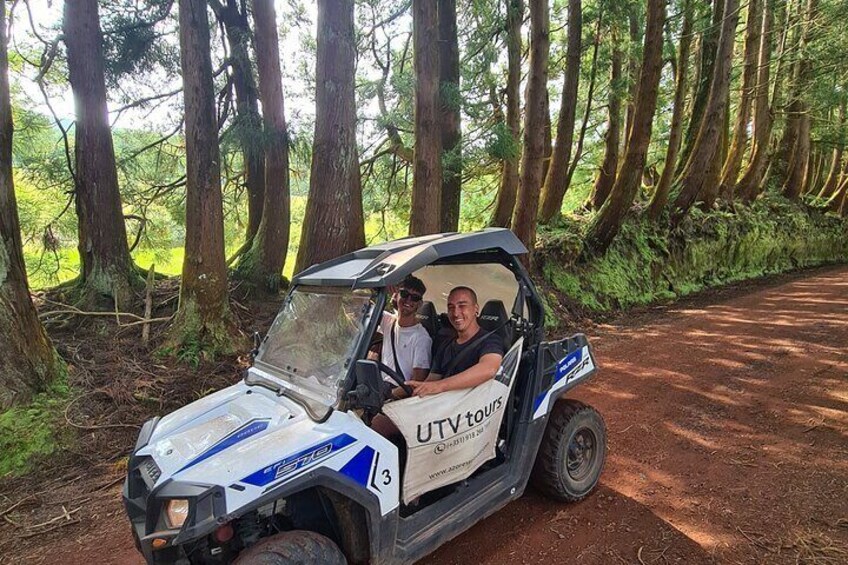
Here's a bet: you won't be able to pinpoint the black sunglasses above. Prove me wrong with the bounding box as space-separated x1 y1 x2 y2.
398 289 423 302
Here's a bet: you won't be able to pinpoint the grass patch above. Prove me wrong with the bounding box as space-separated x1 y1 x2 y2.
0 379 72 477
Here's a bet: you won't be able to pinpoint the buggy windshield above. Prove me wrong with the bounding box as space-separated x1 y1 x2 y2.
254 286 374 417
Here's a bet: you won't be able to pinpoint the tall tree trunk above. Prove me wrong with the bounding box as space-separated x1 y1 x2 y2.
818 145 845 199
511 0 549 253
584 0 666 256
818 102 846 198
0 1 62 408
827 163 848 213
771 0 803 187
409 0 442 235
623 8 642 146
736 0 775 203
168 0 233 353
806 146 823 194
699 99 730 206
209 0 265 247
439 0 461 232
781 111 811 199
235 0 290 293
538 0 582 223
719 0 762 193
684 31 702 120
542 89 553 181
648 0 694 221
590 37 623 210
819 152 844 200
676 0 722 177
64 0 139 308
781 0 817 200
670 0 740 227
564 10 602 190
490 0 523 227
295 0 364 271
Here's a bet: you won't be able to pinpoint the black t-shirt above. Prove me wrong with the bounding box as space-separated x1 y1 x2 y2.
431 328 505 378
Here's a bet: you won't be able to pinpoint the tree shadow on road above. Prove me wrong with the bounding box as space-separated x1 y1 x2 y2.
422 486 715 565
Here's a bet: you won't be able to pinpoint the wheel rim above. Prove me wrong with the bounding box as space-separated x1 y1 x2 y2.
566 427 597 482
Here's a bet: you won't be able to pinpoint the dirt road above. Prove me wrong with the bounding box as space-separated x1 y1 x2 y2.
5 266 848 564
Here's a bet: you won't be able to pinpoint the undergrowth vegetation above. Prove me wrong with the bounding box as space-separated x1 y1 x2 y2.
0 378 71 477
538 196 848 317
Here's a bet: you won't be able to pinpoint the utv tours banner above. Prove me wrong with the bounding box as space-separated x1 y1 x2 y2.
383 339 523 504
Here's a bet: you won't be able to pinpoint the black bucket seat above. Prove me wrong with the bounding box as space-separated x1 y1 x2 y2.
478 300 513 350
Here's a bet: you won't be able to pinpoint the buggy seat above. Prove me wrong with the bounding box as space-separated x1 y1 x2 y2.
478 299 513 351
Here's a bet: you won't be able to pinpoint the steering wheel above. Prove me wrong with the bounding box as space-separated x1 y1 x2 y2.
376 361 414 398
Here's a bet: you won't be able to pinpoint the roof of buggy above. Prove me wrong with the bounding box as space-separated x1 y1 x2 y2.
291 228 527 288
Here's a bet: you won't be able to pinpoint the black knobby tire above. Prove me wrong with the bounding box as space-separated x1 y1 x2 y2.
234 530 346 565
531 399 606 502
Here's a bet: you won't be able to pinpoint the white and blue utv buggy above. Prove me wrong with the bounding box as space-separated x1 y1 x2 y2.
123 229 606 564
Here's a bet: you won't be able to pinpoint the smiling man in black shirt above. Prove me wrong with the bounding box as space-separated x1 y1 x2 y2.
407 286 504 397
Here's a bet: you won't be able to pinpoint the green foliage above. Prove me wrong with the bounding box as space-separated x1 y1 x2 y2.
0 378 71 477
485 121 520 162
539 198 848 317
101 0 181 89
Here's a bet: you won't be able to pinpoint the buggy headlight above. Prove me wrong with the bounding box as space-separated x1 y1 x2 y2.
164 499 189 529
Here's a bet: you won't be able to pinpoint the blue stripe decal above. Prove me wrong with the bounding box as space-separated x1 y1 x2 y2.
339 446 375 486
533 391 547 413
241 434 357 487
177 419 270 474
534 349 585 415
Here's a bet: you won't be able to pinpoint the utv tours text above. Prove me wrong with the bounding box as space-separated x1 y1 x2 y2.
123 229 607 564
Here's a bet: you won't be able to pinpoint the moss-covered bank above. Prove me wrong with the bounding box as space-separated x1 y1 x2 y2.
0 376 71 477
537 197 848 315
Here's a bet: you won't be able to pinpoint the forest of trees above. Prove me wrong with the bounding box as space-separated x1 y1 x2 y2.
1 0 847 407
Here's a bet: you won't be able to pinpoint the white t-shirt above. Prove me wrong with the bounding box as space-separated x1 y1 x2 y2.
379 312 432 383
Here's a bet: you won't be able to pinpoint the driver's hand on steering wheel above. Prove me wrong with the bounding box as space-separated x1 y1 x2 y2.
407 380 447 397
390 386 409 400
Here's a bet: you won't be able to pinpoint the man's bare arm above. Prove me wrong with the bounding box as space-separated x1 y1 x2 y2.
389 367 431 399
408 353 503 396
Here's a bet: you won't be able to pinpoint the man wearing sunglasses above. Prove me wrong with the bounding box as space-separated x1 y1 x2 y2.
372 275 433 392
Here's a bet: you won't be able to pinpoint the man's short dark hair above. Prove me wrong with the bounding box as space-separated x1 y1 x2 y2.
400 274 426 296
448 286 477 305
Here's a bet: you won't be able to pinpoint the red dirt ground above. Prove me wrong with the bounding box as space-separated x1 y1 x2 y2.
2 266 846 564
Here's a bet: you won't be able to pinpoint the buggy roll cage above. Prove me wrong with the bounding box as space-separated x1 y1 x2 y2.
279 229 546 419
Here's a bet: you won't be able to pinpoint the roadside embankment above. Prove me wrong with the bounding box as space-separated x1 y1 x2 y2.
536 196 848 318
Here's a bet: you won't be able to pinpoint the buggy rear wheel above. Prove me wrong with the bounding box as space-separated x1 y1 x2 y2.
234 530 346 565
532 399 606 502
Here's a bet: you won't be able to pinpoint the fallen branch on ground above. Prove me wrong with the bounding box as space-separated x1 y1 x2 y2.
783 530 848 564
737 526 775 553
803 418 825 433
729 458 758 467
37 297 172 328
21 519 81 538
25 505 80 530
0 495 36 517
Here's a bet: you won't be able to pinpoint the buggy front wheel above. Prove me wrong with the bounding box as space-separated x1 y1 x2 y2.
234 530 346 565
532 399 606 502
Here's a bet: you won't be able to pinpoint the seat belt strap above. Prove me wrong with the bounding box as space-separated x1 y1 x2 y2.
390 321 407 382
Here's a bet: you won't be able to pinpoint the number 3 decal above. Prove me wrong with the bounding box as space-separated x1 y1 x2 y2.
382 469 392 485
